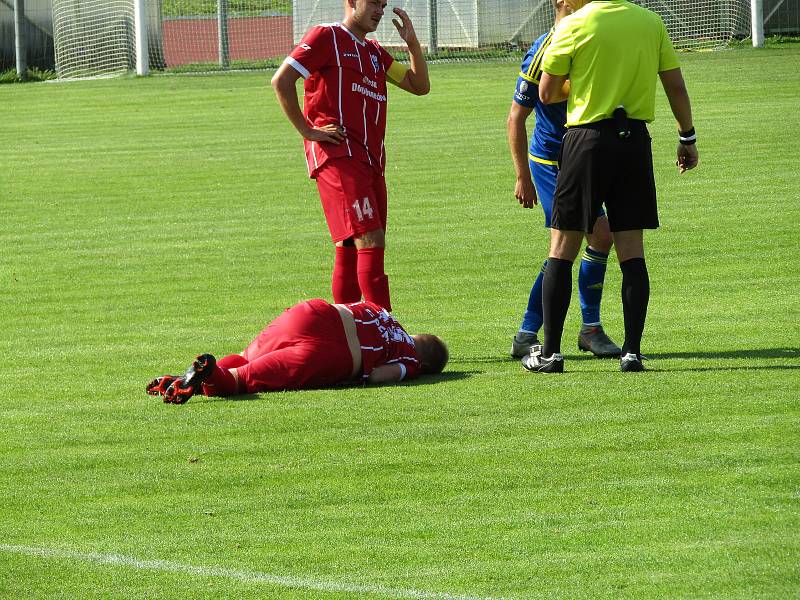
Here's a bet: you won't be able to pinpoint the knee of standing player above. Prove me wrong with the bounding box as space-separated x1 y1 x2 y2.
354 229 386 249
587 216 613 253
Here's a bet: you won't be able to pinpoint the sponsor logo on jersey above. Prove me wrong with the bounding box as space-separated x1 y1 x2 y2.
362 75 378 89
300 43 311 50
352 82 387 102
343 51 359 59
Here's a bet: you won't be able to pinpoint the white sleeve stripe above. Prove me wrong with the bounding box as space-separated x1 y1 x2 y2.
362 98 371 165
285 56 310 79
386 357 419 364
397 363 407 381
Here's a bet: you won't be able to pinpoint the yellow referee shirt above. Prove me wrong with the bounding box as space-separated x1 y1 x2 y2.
542 0 680 126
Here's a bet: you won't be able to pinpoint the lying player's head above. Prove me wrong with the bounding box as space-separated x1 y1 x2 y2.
344 0 387 34
412 334 449 375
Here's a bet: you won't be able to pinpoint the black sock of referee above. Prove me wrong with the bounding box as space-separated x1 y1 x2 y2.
542 258 573 357
620 257 650 356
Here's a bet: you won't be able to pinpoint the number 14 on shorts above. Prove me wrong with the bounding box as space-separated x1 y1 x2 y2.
352 197 374 222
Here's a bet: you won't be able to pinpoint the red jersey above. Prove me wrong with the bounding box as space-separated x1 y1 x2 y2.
342 301 421 381
286 23 396 177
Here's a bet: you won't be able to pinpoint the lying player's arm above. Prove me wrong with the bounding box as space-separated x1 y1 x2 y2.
271 63 345 144
659 68 699 173
539 72 569 104
507 102 537 208
388 8 430 96
367 364 406 385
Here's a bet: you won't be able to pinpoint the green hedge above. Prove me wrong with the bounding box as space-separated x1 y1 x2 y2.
161 1 291 17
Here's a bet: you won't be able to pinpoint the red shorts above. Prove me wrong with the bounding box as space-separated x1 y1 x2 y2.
314 157 387 243
236 299 354 392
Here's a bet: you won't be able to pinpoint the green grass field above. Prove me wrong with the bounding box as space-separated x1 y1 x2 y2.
1 47 799 599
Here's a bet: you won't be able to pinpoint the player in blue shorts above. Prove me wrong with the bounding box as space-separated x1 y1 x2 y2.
508 0 620 358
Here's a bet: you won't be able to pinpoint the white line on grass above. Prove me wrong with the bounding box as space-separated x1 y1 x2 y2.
0 544 511 600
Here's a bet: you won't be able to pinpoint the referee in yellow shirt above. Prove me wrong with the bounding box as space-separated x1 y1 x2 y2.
522 0 699 373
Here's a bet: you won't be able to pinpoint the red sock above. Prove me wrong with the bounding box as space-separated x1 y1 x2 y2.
357 247 391 311
202 354 247 397
332 245 361 303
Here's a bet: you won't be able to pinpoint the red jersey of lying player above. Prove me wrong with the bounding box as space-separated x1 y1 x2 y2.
285 22 402 177
342 300 420 380
147 299 449 403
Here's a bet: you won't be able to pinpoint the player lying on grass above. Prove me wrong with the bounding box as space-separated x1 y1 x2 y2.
147 299 448 404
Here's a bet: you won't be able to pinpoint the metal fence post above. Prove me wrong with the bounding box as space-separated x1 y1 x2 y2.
134 0 150 75
218 0 230 69
751 0 764 47
428 0 438 55
14 0 28 79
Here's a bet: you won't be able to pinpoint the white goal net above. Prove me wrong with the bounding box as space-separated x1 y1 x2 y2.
50 0 754 78
52 0 136 78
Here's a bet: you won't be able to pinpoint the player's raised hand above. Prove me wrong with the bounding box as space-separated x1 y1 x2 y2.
515 176 538 208
304 124 346 145
392 8 419 46
676 143 699 174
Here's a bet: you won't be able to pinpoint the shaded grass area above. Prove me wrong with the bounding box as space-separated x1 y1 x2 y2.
0 48 798 599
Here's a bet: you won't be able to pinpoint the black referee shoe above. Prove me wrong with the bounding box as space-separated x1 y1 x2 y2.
521 344 564 373
620 353 645 372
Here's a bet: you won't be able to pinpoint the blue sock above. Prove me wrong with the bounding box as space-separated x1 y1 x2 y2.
520 260 547 333
578 247 609 325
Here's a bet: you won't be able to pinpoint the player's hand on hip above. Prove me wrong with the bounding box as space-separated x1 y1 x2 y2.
676 143 699 174
305 124 345 145
515 176 538 208
392 8 419 46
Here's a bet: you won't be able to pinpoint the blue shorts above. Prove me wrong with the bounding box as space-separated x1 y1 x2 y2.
529 157 604 228
530 158 558 228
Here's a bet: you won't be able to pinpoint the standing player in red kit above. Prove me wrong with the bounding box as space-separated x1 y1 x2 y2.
271 0 430 312
146 298 448 403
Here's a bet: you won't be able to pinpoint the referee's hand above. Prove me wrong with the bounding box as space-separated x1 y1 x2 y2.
676 143 699 174
515 176 538 208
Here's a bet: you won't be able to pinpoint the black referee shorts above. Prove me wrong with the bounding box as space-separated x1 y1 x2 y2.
551 119 658 233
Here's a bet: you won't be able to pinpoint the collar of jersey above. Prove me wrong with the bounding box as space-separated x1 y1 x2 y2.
337 22 367 46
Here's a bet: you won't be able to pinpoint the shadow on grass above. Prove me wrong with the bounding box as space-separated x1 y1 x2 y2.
451 356 515 364
387 370 478 387
648 364 800 373
186 371 478 403
645 348 798 360
567 347 800 362
453 347 800 366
